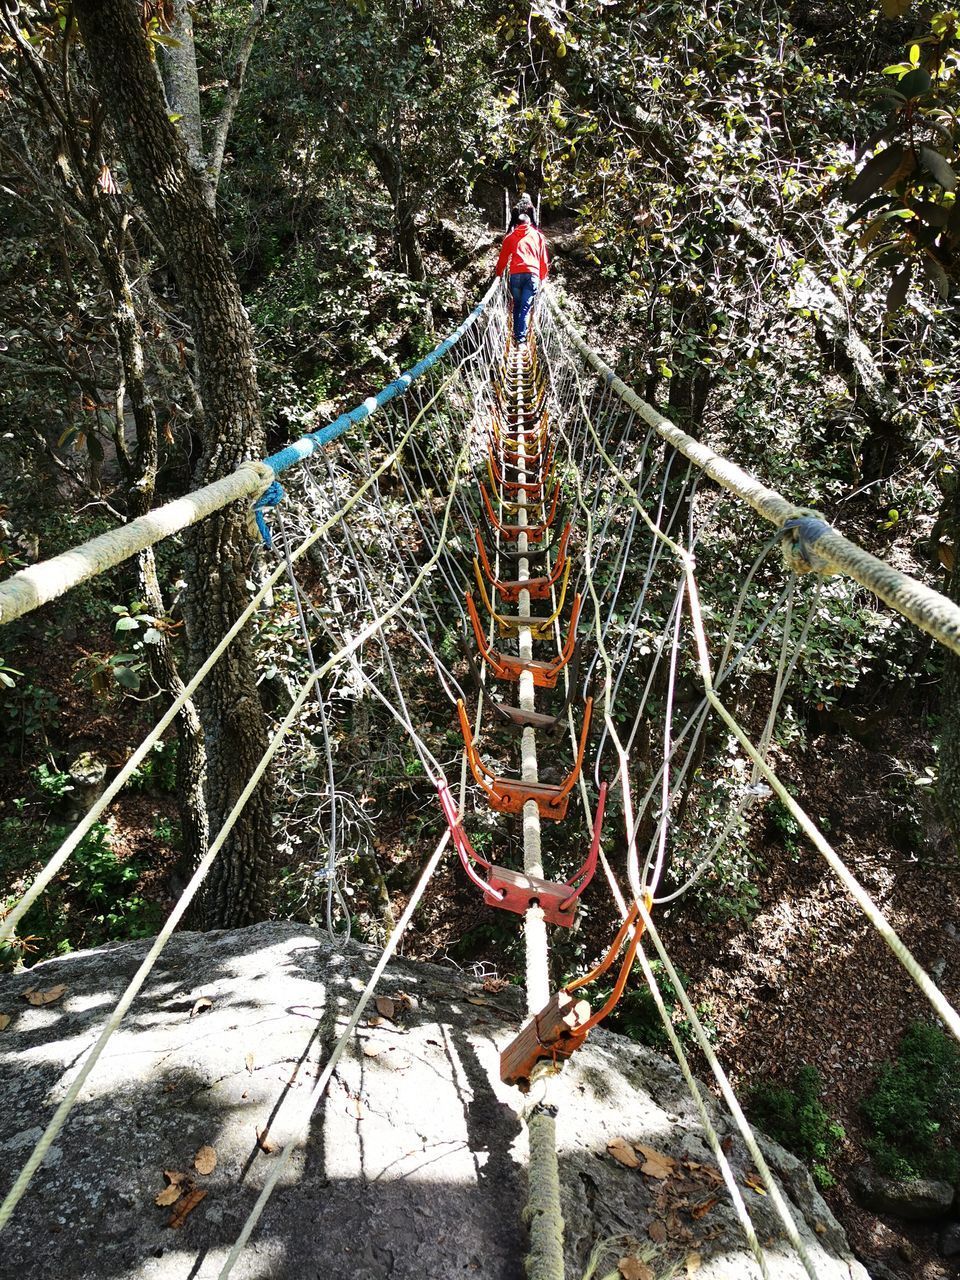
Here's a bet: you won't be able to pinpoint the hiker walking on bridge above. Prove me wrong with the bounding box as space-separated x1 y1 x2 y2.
496 213 549 345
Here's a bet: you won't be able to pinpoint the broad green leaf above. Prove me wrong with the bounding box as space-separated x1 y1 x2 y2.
919 146 957 191
899 67 931 97
114 616 140 632
912 201 950 227
920 254 950 298
885 261 913 312
848 144 905 205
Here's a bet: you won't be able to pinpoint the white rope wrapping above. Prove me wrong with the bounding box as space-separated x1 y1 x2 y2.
0 461 274 625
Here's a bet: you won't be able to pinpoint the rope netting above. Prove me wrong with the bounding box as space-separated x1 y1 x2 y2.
1 275 959 1280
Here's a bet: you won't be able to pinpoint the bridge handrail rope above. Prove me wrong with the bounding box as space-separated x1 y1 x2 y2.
0 361 465 948
541 295 960 1049
545 286 960 660
0 281 499 629
0 307 494 1235
558 315 960 1049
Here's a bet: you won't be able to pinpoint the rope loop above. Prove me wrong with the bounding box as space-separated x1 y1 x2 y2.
778 511 835 576
253 480 285 547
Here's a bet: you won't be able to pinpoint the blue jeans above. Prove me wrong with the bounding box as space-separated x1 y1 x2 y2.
508 272 539 342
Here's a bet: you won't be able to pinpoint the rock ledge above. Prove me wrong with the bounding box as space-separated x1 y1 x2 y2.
0 922 870 1279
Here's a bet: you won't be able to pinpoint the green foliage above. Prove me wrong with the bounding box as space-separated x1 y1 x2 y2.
32 762 74 800
861 1021 960 1181
590 956 717 1053
127 740 178 795
0 819 160 969
846 9 960 304
749 1066 845 1188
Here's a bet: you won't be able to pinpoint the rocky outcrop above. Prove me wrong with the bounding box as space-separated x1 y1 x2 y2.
0 922 869 1280
852 1166 955 1222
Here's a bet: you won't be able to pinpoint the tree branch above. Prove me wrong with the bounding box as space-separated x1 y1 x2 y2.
207 0 268 199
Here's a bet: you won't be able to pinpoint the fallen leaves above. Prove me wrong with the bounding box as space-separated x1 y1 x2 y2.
691 1195 719 1219
648 1219 667 1245
0 1013 11 1031
743 1171 768 1196
607 1137 677 1179
607 1136 641 1168
255 1126 276 1154
154 1170 190 1209
374 991 416 1022
22 983 66 1006
618 1258 653 1280
169 1187 207 1229
190 996 213 1018
481 976 510 993
155 1144 217 1223
685 1251 702 1274
193 1145 217 1175
635 1144 676 1179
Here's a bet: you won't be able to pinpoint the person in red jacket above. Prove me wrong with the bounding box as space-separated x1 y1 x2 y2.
495 214 549 344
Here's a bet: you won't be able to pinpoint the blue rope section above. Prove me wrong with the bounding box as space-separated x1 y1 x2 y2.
263 280 500 478
779 514 833 574
253 480 284 547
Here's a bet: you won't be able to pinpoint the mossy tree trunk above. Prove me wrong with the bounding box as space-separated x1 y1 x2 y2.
939 478 960 840
74 0 273 927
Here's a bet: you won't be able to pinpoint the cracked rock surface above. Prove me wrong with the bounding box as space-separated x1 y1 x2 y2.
0 922 869 1279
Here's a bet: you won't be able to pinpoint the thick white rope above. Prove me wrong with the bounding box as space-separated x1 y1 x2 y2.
0 397 434 948
0 462 274 625
0 372 477 1235
546 288 960 658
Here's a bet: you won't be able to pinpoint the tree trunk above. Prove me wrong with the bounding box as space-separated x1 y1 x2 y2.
90 197 211 877
74 0 274 928
368 139 427 282
160 0 206 186
939 477 960 840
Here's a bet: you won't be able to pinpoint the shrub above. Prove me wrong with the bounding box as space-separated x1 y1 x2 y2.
861 1021 960 1183
748 1065 845 1188
0 819 160 969
592 957 718 1052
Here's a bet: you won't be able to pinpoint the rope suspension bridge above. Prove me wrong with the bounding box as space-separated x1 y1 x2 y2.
2 275 960 1279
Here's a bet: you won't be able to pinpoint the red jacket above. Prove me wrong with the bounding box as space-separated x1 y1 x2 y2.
496 224 549 280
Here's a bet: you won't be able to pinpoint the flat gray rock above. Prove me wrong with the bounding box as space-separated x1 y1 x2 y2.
0 922 869 1279
852 1166 955 1222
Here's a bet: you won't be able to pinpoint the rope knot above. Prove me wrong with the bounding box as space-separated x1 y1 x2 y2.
779 511 835 576
253 480 285 548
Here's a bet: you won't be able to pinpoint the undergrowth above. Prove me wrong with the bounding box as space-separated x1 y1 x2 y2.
748 1065 845 1188
860 1020 960 1183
